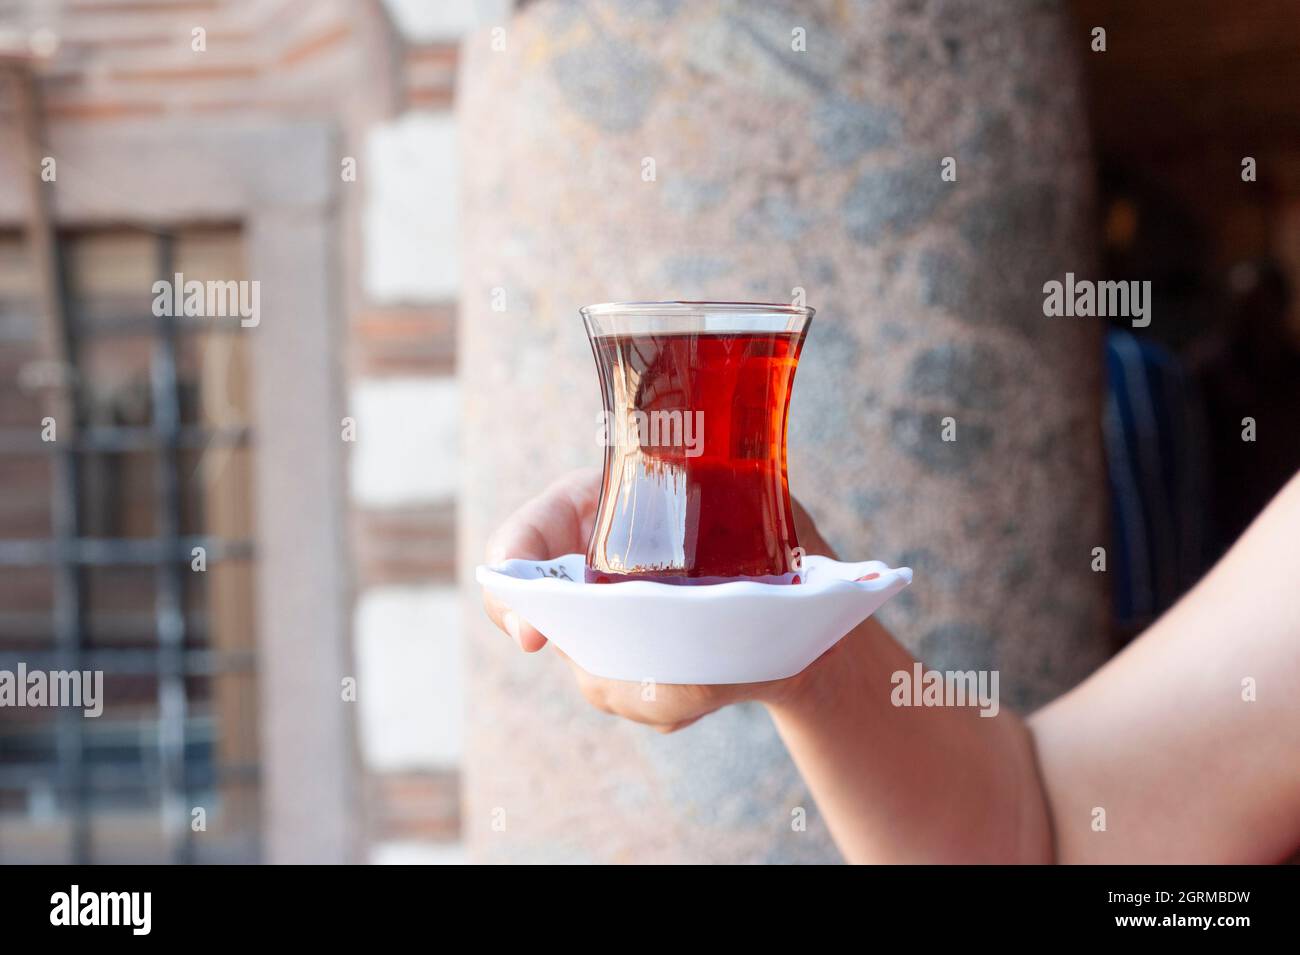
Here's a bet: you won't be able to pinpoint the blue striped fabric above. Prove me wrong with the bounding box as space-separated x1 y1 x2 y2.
1103 330 1209 628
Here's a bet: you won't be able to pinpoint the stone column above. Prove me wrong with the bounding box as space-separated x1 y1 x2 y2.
459 0 1108 863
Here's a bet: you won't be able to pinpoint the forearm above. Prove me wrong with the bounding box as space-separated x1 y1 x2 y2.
1028 474 1300 863
767 475 1300 865
762 618 1054 864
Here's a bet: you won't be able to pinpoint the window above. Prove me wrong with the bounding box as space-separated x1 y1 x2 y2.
0 227 259 863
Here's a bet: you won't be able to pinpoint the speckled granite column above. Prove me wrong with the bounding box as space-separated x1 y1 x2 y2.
459 0 1108 863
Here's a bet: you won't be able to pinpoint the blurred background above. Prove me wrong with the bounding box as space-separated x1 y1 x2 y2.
0 0 1297 864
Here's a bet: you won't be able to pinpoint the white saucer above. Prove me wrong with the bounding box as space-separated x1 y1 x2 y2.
475 554 913 684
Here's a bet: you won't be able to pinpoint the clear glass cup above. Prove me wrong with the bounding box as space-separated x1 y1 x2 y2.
581 301 814 585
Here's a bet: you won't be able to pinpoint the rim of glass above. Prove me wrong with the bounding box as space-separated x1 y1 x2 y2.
580 300 814 319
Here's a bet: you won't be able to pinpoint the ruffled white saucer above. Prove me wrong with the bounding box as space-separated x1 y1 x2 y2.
475 554 912 685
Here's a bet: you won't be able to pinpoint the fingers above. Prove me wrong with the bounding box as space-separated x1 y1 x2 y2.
484 516 550 568
504 610 548 653
481 469 603 653
557 651 718 733
482 514 550 652
545 466 604 534
481 468 774 730
481 588 548 652
485 467 603 565
480 585 547 652
566 655 615 714
656 716 703 734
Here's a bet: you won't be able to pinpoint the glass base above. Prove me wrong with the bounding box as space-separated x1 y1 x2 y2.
583 567 802 586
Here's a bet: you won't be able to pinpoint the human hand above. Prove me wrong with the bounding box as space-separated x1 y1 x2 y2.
481 468 833 732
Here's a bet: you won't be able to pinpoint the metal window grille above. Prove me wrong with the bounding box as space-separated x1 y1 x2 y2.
0 230 257 863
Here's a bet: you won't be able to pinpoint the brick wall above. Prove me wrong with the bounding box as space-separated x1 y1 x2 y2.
0 0 508 863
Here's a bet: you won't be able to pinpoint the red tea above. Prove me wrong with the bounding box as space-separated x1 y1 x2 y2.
585 330 806 584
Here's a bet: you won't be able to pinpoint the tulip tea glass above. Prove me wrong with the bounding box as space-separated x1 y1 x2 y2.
581 301 813 585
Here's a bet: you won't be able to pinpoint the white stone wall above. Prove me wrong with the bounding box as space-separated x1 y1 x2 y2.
350 6 485 862
362 113 460 303
350 377 460 506
380 0 511 43
370 840 467 865
355 585 463 770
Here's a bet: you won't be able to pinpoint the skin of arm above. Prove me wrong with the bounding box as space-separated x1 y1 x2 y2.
1029 471 1300 863
481 469 1300 863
